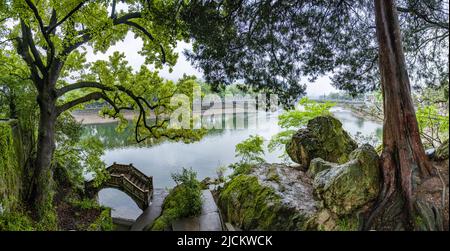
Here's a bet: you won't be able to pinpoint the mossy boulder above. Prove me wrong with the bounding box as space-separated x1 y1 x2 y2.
286 116 358 168
313 144 380 215
435 139 449 160
308 158 336 178
218 164 318 230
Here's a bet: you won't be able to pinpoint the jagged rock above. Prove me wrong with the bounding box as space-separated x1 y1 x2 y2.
435 139 449 160
308 158 336 178
286 116 358 167
218 163 319 230
313 144 380 216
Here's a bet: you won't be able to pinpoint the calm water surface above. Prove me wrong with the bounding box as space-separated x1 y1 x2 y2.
83 107 382 219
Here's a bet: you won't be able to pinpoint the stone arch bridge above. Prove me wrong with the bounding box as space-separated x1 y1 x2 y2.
85 163 153 210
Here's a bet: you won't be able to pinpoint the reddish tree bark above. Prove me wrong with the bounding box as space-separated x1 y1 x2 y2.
366 0 434 230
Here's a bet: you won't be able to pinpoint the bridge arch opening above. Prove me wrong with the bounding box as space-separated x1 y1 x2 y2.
85 163 154 212
98 188 143 220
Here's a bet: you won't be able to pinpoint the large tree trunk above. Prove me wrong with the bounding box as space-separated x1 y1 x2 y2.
365 0 437 230
28 85 57 220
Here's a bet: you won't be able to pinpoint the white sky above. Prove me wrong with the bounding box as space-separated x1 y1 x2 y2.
84 32 337 97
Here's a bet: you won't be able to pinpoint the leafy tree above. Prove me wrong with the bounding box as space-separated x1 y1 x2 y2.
416 104 449 147
0 0 202 221
183 0 448 99
235 135 265 164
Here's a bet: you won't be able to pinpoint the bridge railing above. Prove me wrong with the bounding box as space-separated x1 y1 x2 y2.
86 163 154 210
109 163 153 192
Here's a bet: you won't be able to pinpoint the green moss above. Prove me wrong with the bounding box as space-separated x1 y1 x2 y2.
0 211 34 231
149 185 202 231
335 216 358 231
218 175 310 230
0 120 22 212
69 198 100 210
313 144 380 216
266 166 280 183
150 208 178 231
88 208 113 231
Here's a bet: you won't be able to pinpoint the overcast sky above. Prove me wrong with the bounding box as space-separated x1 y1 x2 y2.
84 32 337 97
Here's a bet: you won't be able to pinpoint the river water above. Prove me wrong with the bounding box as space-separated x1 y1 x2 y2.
82 106 382 220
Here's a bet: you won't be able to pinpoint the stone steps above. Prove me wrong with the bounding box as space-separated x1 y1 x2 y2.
171 190 223 231
130 189 169 231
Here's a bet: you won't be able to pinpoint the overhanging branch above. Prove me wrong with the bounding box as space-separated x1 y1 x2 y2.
56 81 113 97
56 91 104 114
122 20 166 64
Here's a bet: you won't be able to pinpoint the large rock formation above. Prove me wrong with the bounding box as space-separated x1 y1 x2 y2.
218 120 381 231
218 163 319 230
218 146 381 231
312 144 380 216
286 116 358 168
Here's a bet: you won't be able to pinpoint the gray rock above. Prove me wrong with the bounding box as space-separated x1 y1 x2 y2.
313 144 380 216
218 163 318 230
308 158 337 178
435 139 449 160
286 116 358 167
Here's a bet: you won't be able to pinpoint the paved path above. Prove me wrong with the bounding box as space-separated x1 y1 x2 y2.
130 189 169 231
172 190 223 231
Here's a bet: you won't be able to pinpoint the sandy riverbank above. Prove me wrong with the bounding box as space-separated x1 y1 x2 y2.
72 107 255 125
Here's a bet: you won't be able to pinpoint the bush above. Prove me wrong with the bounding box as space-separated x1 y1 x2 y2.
0 211 35 231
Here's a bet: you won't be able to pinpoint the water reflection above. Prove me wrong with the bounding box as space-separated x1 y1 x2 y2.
84 107 382 220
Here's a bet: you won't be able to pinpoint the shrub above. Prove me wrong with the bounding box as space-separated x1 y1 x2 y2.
0 211 34 231
149 168 202 230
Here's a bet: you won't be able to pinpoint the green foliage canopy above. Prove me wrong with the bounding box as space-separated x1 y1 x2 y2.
182 0 448 103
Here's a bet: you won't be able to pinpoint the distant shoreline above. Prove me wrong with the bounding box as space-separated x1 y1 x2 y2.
72 106 257 125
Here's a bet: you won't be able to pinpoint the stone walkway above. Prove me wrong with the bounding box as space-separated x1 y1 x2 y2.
130 189 169 231
129 189 223 231
172 190 223 231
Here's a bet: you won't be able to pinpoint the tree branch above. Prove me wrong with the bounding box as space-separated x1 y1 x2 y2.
56 81 113 97
122 20 166 64
111 0 117 18
47 1 89 34
24 0 56 72
20 20 46 74
24 0 46 33
397 6 449 30
59 11 141 59
113 12 142 24
48 8 57 34
60 32 92 59
17 30 41 85
57 91 104 114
